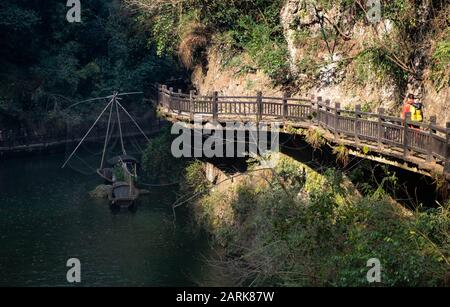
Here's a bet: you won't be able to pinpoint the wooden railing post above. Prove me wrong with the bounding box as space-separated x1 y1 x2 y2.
355 105 361 146
403 112 411 158
212 91 218 121
316 97 322 124
377 108 385 149
325 100 330 128
189 90 196 121
427 116 436 162
178 89 182 114
169 87 174 111
161 85 169 108
445 122 450 174
334 102 340 140
282 93 288 124
257 91 263 122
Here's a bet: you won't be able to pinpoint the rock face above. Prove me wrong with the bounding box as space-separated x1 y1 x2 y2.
191 50 283 97
190 1 448 125
278 0 448 123
281 0 301 76
281 0 318 76
279 0 400 111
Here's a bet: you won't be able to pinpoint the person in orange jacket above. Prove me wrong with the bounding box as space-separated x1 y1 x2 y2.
401 94 415 121
402 93 426 143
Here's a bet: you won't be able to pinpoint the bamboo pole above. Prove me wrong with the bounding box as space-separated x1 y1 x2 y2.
61 97 114 168
100 101 114 169
115 96 127 155
116 101 151 143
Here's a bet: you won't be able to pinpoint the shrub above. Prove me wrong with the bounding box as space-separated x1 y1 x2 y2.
333 144 350 167
184 160 210 194
152 12 179 57
141 127 186 183
297 56 320 78
354 48 408 88
233 16 290 84
304 128 326 150
178 21 209 68
113 164 126 182
430 30 450 92
129 0 288 83
190 155 449 286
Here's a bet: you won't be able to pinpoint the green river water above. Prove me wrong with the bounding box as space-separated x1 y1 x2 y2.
0 152 209 286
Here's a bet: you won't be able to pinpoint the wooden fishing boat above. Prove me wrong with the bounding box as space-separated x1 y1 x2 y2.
97 155 139 184
108 181 139 209
107 154 138 166
61 92 150 210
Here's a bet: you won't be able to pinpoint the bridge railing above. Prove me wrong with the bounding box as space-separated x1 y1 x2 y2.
156 84 450 176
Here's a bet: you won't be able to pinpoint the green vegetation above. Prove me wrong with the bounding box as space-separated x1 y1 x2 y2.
234 16 290 83
184 160 211 195
141 127 186 184
348 162 399 198
186 155 450 286
333 144 350 167
289 0 447 95
430 29 450 92
127 0 290 84
304 127 326 150
4 1 445 129
353 48 408 89
0 0 182 131
297 56 320 79
113 164 126 182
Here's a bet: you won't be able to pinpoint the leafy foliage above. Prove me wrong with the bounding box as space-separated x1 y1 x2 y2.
127 0 289 84
190 155 450 286
430 29 450 92
333 144 350 167
113 164 126 182
237 19 290 83
354 48 408 88
304 127 326 150
184 160 210 195
141 127 186 183
0 0 183 129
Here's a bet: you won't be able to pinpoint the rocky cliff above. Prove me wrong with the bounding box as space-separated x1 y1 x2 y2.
189 1 448 124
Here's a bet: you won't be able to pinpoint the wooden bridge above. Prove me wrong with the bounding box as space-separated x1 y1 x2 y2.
155 84 450 180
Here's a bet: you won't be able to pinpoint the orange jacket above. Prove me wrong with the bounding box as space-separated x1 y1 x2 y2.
401 103 411 120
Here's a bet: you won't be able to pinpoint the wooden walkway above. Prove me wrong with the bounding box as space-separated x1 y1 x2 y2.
155 84 450 179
